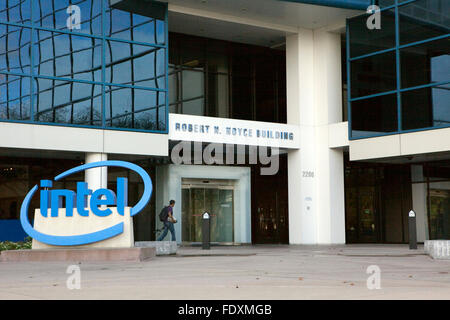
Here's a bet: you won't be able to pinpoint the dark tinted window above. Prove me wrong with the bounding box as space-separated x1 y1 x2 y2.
351 94 398 138
400 38 450 89
169 33 286 123
402 85 450 130
398 0 450 45
348 9 396 57
351 51 397 98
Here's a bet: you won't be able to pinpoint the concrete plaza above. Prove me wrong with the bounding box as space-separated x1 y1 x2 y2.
0 244 449 300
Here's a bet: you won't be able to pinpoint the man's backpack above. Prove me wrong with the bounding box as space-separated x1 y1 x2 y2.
159 206 169 222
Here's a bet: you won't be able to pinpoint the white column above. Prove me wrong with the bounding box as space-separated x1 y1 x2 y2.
286 29 346 244
85 152 108 190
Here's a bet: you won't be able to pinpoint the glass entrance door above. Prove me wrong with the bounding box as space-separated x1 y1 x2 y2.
181 180 234 244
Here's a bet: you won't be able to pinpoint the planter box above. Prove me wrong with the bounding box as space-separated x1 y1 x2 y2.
424 240 450 260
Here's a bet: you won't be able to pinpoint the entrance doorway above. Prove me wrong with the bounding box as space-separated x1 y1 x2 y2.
344 158 412 243
181 179 234 244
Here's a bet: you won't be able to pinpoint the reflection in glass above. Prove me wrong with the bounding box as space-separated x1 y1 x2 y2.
34 78 102 125
399 0 450 45
0 73 31 120
34 30 102 82
105 86 164 130
208 73 229 118
429 187 450 240
400 38 450 89
0 25 31 75
0 0 31 25
182 98 204 116
105 1 165 44
33 0 102 35
401 85 450 130
0 0 168 132
182 186 234 243
182 70 204 100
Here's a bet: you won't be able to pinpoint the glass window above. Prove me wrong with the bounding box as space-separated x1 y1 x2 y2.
0 0 31 25
401 84 450 130
400 38 450 89
255 56 276 122
208 73 229 118
33 30 102 82
232 76 253 120
0 24 31 75
33 0 102 36
0 73 31 120
0 0 168 132
33 77 102 126
378 0 395 7
105 86 163 130
208 52 228 74
348 9 396 58
105 2 165 45
350 51 397 98
182 98 204 116
351 93 398 138
105 40 165 87
182 70 204 101
398 0 450 45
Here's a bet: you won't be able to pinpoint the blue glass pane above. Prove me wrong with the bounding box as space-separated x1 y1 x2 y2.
33 0 102 35
105 2 165 45
105 86 162 130
0 24 31 75
33 77 102 126
33 30 102 82
105 40 165 88
0 73 31 120
0 0 31 25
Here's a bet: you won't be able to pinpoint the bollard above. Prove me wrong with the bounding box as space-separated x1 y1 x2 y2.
408 210 417 250
202 212 210 250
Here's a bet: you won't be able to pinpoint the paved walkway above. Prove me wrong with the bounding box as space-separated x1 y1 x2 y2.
0 244 449 300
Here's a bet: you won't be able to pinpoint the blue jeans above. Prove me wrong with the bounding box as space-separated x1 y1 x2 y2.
157 221 176 241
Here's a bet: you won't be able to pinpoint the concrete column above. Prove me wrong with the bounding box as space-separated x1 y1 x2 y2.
286 29 346 244
85 153 108 190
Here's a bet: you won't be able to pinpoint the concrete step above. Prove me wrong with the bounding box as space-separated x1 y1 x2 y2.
0 247 156 262
135 241 177 255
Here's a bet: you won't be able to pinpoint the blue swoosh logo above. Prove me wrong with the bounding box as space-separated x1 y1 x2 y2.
20 161 152 246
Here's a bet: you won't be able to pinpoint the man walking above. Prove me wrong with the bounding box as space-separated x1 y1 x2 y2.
157 200 177 241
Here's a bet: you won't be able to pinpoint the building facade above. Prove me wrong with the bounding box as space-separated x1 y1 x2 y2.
0 0 448 244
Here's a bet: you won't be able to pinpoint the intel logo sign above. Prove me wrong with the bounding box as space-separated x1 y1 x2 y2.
20 160 152 246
